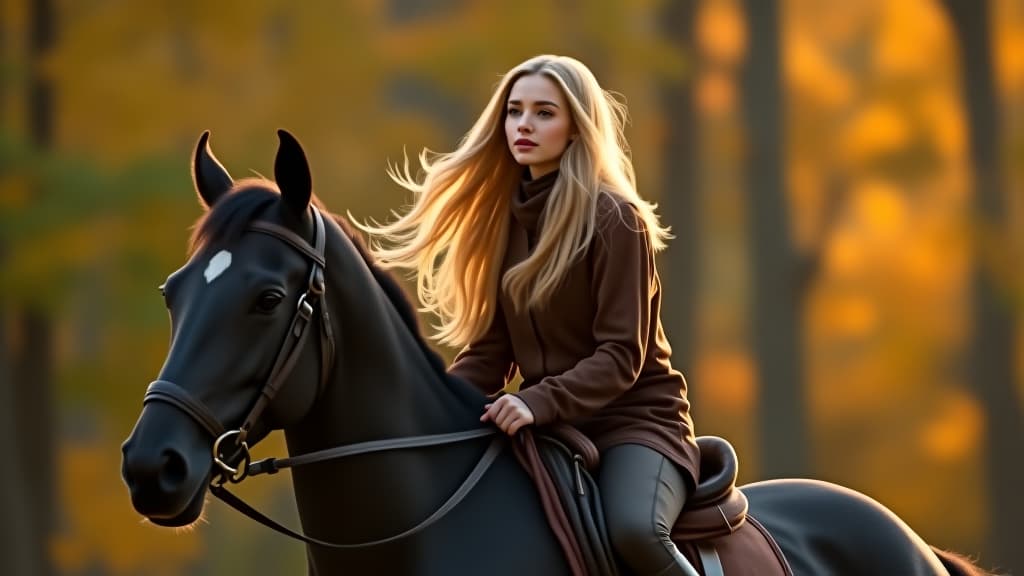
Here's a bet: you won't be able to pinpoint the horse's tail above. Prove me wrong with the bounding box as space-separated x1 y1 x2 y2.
930 546 1002 576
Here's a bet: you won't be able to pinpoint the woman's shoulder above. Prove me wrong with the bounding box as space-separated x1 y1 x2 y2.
595 189 646 235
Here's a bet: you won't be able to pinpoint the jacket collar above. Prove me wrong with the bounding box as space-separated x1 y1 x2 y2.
511 169 559 234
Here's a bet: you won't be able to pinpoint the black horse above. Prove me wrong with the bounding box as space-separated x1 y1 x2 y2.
121 131 991 576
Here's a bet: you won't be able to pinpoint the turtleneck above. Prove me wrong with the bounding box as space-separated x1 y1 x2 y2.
511 169 559 236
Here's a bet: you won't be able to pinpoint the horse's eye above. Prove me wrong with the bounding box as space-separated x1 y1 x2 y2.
255 291 284 313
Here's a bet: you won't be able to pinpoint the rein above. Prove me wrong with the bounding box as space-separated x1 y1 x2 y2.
142 206 503 549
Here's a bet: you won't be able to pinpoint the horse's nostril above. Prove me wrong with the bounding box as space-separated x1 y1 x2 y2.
159 449 189 492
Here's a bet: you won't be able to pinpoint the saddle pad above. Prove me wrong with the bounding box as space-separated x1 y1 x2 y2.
677 515 793 576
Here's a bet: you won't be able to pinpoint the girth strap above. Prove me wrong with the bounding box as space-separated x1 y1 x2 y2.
698 543 725 576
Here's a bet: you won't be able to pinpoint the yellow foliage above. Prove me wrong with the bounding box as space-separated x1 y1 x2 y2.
0 173 32 211
6 217 123 288
918 92 967 162
787 30 854 109
824 228 867 278
840 104 912 167
697 70 736 116
697 0 746 66
851 178 909 240
899 220 968 292
995 17 1024 96
875 0 954 78
54 440 201 575
918 390 983 463
695 349 754 413
817 294 879 339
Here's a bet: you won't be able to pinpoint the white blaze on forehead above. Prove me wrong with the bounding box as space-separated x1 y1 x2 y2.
204 250 232 284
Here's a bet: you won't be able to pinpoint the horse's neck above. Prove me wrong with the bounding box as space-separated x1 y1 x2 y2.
288 240 480 450
281 245 487 547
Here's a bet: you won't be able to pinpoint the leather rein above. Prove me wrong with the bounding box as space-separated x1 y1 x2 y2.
141 206 502 549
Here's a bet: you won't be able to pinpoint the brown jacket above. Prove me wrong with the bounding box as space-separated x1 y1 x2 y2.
450 170 700 485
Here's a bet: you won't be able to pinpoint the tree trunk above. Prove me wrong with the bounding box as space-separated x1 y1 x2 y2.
655 0 699 388
739 0 809 479
17 0 57 574
0 3 35 574
13 308 55 576
941 1 1022 572
0 313 35 576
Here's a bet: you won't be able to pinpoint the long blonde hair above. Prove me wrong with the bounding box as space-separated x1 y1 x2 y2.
357 55 671 348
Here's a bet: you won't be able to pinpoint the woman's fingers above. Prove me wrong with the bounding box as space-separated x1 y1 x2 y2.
507 416 526 436
480 395 534 435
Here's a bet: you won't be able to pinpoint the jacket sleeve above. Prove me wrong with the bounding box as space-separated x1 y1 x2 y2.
517 201 654 425
448 299 517 396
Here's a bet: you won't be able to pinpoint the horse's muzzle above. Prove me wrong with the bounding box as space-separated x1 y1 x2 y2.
121 405 212 525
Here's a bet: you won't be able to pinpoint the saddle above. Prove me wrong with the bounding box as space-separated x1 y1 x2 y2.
513 425 793 576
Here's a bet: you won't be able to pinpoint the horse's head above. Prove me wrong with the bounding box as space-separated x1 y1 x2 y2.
121 130 333 526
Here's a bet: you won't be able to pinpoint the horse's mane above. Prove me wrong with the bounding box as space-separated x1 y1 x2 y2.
189 181 449 377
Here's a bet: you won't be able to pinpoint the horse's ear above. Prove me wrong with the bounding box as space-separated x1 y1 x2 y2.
192 131 234 209
274 129 312 218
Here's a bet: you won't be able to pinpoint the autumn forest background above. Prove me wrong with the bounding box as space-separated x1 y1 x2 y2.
0 0 1022 574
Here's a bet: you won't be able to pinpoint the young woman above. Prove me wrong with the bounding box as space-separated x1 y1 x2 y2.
361 55 701 576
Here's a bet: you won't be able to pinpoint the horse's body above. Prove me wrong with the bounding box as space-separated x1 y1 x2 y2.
121 131 989 575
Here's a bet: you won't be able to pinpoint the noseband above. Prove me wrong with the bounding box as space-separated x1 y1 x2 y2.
143 206 334 481
139 205 502 549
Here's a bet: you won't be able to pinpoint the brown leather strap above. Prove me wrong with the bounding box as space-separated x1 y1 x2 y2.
238 207 331 443
144 380 225 438
543 423 599 472
146 206 509 551
247 221 325 266
247 427 496 476
236 284 319 441
747 515 795 576
211 435 505 549
512 429 588 576
145 207 334 475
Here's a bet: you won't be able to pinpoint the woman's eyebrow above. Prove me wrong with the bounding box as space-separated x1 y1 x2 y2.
507 99 561 108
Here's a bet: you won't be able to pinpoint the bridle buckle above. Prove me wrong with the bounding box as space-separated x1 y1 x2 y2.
212 429 251 485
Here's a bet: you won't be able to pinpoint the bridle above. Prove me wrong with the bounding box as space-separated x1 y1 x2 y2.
141 206 501 549
144 207 334 481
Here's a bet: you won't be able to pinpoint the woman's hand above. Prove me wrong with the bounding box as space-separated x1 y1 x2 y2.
481 394 535 436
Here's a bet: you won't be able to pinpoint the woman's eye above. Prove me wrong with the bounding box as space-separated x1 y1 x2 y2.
538 109 553 117
507 108 521 117
255 292 284 312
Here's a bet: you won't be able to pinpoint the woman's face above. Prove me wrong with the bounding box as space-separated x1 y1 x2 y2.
505 74 574 179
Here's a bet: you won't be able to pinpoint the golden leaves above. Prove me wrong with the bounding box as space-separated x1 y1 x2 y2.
787 30 854 110
697 0 746 66
53 440 202 575
840 104 913 167
875 0 954 77
918 390 983 463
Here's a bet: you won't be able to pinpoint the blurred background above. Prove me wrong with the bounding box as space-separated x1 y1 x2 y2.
0 0 1021 574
